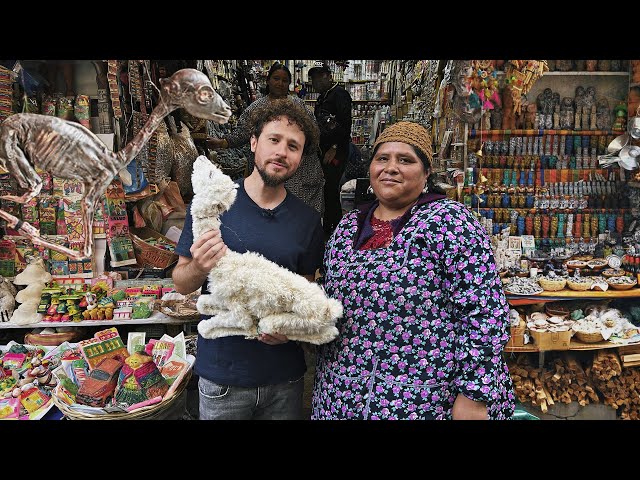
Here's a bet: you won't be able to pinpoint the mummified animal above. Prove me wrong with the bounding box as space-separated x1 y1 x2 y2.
0 68 232 259
190 156 341 345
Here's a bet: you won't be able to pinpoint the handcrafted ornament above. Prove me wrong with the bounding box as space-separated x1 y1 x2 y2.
470 60 501 111
504 60 549 114
114 351 169 407
451 60 482 124
0 69 232 260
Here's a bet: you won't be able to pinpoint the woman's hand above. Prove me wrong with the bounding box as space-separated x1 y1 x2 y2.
258 332 289 345
189 229 227 275
452 393 488 420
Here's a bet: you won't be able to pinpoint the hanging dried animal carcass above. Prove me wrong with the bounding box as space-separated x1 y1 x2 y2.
0 68 232 259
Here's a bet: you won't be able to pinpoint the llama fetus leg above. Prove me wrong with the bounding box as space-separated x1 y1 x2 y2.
0 209 81 258
0 129 43 203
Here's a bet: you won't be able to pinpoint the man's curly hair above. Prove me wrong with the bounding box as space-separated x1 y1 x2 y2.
247 98 320 156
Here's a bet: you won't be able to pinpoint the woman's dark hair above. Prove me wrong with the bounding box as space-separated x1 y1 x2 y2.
263 62 292 95
370 143 445 194
248 98 319 156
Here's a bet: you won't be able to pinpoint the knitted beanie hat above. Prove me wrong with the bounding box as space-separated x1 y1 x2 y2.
372 121 432 163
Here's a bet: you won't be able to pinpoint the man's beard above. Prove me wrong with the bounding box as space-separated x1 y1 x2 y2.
255 160 294 187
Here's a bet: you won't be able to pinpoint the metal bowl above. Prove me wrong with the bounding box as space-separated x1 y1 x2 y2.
607 133 629 154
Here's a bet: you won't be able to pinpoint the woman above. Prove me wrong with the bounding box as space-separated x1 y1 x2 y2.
311 121 515 420
206 62 325 215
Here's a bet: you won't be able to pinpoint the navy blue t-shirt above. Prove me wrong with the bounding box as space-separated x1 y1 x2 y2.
175 179 325 387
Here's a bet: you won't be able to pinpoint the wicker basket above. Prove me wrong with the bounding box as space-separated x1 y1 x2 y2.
586 260 607 271
566 278 592 291
545 304 570 318
52 370 192 420
24 331 82 347
130 227 178 269
602 269 626 278
538 277 567 292
158 300 200 320
607 279 638 291
574 331 604 343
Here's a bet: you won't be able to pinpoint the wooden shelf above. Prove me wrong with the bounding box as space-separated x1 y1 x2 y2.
305 99 386 103
507 288 640 306
544 71 629 76
469 129 626 138
505 338 640 353
0 311 198 329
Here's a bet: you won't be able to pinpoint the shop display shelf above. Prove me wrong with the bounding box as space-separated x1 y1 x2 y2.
0 311 198 329
469 129 626 138
505 338 640 354
544 71 629 76
506 288 640 306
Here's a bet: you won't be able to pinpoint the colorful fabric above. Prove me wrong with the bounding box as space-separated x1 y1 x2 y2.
312 198 515 419
360 216 396 250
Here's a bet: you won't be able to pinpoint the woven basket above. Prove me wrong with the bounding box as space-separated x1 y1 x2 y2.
24 331 82 347
158 300 200 320
607 280 637 291
602 269 626 278
538 277 567 292
545 304 570 318
566 278 592 291
574 331 604 343
130 227 178 269
52 370 192 420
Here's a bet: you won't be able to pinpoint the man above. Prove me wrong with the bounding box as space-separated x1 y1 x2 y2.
308 60 352 234
172 99 324 420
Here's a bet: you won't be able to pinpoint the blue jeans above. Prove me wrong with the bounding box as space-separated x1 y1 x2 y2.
198 375 305 420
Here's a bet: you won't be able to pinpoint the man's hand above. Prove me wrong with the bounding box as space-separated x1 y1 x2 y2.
190 229 227 275
452 393 488 420
258 332 289 345
323 145 337 166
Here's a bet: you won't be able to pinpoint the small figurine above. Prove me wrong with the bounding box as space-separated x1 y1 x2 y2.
612 102 628 131
524 102 537 129
556 60 574 71
559 97 575 129
490 106 503 129
502 86 516 129
574 86 585 130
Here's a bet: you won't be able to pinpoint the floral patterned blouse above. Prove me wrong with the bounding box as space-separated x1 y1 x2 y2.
311 196 515 419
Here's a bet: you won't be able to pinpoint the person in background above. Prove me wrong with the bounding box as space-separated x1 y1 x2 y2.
311 121 515 420
206 62 324 215
174 99 324 420
308 61 353 234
